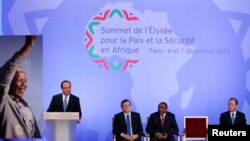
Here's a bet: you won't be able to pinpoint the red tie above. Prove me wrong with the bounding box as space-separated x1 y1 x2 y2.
161 115 165 126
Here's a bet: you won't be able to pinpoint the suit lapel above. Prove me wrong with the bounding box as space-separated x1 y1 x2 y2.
120 113 127 132
59 94 64 111
157 113 162 126
234 111 238 125
66 96 73 111
131 113 135 132
227 111 233 125
163 113 167 127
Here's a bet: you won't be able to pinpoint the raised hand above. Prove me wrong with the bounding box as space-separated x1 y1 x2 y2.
24 35 36 47
19 35 37 57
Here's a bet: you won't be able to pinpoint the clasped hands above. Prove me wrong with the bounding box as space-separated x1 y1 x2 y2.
122 134 139 141
155 132 168 140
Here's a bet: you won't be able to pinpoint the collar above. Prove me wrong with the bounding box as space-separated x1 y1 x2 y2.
230 111 236 116
62 94 70 98
9 94 28 106
123 112 131 116
159 112 166 116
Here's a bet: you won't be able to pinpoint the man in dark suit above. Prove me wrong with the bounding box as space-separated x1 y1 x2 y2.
220 97 246 125
113 99 143 141
47 80 82 123
146 102 179 141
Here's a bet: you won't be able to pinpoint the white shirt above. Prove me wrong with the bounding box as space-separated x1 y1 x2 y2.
62 94 70 104
160 113 166 120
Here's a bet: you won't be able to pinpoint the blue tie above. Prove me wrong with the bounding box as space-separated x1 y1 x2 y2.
126 114 131 135
63 96 68 111
231 113 235 125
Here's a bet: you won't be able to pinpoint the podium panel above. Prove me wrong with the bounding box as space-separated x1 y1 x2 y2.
44 112 79 141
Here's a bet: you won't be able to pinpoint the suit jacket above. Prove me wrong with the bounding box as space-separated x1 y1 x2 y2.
113 112 143 141
220 111 246 125
146 112 179 141
47 93 82 119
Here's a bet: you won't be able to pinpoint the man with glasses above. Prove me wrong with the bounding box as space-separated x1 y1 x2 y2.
220 97 246 125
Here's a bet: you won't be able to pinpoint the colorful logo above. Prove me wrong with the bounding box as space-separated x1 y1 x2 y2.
85 9 139 71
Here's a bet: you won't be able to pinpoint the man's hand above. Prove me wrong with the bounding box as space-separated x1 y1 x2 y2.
163 133 168 139
25 35 36 47
131 134 139 140
19 35 37 57
121 134 133 141
77 119 80 124
155 132 164 139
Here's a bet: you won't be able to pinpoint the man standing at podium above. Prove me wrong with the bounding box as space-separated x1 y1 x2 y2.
220 97 246 125
113 99 143 141
0 36 41 138
47 80 82 123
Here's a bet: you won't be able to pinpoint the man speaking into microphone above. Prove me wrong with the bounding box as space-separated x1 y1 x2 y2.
47 80 82 123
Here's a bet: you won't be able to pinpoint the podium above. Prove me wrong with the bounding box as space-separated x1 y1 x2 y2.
44 112 79 141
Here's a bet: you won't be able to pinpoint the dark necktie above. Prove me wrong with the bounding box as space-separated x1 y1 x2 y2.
126 114 132 135
63 96 68 111
231 113 235 125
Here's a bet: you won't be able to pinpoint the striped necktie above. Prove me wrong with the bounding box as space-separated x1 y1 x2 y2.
161 114 165 126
